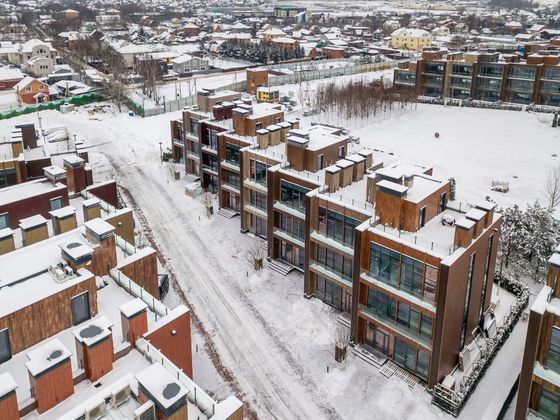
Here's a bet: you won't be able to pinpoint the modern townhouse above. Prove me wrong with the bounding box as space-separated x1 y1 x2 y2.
350 163 501 388
515 247 560 419
394 48 560 106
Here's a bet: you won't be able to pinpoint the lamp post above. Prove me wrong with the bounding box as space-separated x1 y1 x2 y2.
159 141 163 166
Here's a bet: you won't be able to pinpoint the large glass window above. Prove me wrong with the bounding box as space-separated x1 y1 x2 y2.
189 118 199 136
460 253 476 350
280 180 309 212
224 171 240 188
318 207 359 246
249 160 268 186
547 328 560 373
367 288 396 321
0 328 11 363
71 292 91 325
225 143 240 164
401 256 424 298
207 129 218 150
479 234 494 322
510 66 536 80
369 243 400 287
280 214 305 240
539 388 560 420
316 276 342 310
249 190 267 210
0 212 9 229
316 246 352 281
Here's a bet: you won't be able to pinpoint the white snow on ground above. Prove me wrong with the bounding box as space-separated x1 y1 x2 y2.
1 92 554 418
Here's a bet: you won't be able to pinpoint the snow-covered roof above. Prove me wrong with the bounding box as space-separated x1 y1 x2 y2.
19 214 47 230
0 372 17 397
135 363 188 409
391 28 432 38
25 338 72 377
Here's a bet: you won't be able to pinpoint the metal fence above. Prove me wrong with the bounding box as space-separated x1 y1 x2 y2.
133 60 399 117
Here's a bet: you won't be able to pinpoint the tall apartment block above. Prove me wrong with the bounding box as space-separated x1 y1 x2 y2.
515 247 560 419
394 48 560 106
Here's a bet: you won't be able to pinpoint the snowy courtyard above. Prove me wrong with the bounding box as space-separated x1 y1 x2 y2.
0 96 554 419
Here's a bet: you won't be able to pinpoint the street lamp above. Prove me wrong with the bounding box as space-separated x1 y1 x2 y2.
159 141 163 166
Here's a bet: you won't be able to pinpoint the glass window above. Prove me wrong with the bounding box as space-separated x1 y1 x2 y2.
400 256 424 298
420 315 433 338
250 191 267 210
547 327 560 373
250 160 268 185
539 388 560 420
280 180 309 212
479 234 494 322
367 288 396 320
0 212 9 229
71 292 91 325
189 118 199 136
0 328 11 363
50 196 64 211
417 350 429 380
225 143 240 164
460 253 476 350
424 265 437 303
370 243 400 287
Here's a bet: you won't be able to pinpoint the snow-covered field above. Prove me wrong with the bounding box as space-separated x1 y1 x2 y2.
0 93 554 418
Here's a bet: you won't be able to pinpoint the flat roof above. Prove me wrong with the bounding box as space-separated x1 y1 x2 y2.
25 338 72 377
19 214 48 230
136 363 188 410
0 178 66 207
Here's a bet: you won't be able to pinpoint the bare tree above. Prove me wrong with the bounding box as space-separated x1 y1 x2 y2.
245 238 266 270
200 191 214 217
104 53 128 112
138 56 161 104
546 165 560 210
333 325 350 363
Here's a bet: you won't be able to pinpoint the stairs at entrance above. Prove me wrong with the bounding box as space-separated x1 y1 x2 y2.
217 207 239 219
268 259 294 276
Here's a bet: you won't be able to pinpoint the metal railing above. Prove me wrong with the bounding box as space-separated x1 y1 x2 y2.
136 338 217 417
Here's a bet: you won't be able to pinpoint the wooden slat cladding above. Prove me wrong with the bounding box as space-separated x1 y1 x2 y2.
0 277 98 355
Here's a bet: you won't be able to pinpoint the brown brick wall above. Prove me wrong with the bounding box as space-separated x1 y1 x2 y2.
0 392 19 420
80 335 114 382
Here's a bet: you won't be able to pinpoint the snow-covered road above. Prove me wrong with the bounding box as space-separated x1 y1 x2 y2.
43 109 342 419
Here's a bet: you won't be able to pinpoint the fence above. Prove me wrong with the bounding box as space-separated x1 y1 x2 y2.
109 268 169 319
136 338 217 417
431 275 530 416
132 60 399 117
0 92 105 120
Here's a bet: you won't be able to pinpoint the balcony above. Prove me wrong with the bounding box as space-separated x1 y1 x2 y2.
360 270 436 312
359 304 432 350
244 203 268 219
221 160 240 172
274 228 305 248
202 164 218 175
310 259 353 287
172 137 184 147
310 231 354 257
273 201 305 220
185 132 199 142
201 145 217 155
221 182 240 195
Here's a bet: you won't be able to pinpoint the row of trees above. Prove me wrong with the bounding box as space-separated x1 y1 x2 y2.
312 78 418 121
218 40 305 63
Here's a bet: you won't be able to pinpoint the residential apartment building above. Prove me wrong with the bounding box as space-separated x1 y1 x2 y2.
515 247 560 419
394 48 560 106
390 28 433 52
168 98 502 389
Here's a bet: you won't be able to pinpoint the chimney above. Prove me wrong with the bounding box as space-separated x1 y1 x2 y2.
288 118 300 130
136 364 188 420
465 208 487 239
357 149 373 170
120 298 148 347
50 206 77 235
474 201 496 229
267 124 281 146
73 317 114 382
19 215 49 246
60 240 94 273
26 339 74 414
336 159 354 188
15 123 37 149
255 129 269 149
366 173 377 204
277 121 291 142
82 198 101 222
346 154 366 182
63 155 87 194
84 218 117 276
325 165 341 193
43 165 67 185
0 228 15 255
454 218 475 249
0 372 19 420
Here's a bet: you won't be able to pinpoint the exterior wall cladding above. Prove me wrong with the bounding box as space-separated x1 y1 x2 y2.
515 253 560 419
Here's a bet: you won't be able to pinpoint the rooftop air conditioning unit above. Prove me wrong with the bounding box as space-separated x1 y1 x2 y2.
134 400 156 420
111 383 132 407
85 399 107 420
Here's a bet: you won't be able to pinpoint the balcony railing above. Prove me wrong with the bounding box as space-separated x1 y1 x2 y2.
202 164 218 174
274 227 305 247
359 303 432 350
360 269 437 311
310 259 353 285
